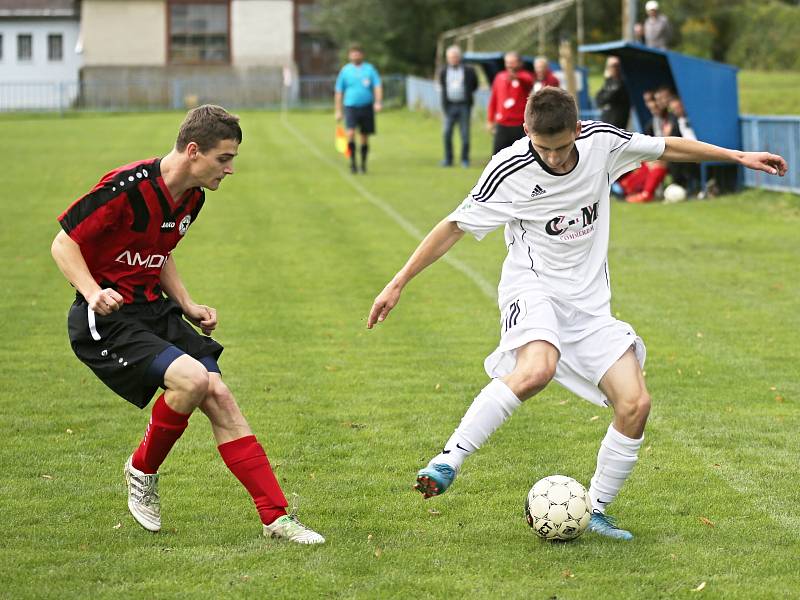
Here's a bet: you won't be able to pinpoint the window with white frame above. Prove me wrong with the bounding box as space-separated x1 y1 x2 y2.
48 33 63 61
18 34 32 61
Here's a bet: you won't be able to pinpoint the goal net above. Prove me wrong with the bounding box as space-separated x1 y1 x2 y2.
436 0 577 70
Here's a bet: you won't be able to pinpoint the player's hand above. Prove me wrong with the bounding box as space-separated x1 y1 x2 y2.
335 109 343 122
740 152 788 177
374 101 383 113
87 288 124 315
185 303 217 335
367 283 402 329
486 122 496 134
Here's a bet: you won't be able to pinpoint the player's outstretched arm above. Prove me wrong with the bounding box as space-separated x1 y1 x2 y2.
160 255 217 335
367 219 465 329
51 230 123 315
661 137 788 176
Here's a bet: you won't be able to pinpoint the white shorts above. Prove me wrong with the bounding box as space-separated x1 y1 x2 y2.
483 295 646 407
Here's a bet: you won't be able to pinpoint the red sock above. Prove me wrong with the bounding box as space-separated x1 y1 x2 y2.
218 435 288 525
643 165 668 197
131 394 191 474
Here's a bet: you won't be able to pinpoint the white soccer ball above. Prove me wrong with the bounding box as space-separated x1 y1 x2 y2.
525 475 591 541
663 183 687 203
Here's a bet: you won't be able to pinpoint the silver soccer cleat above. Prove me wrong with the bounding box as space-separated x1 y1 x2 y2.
124 456 161 532
263 513 325 545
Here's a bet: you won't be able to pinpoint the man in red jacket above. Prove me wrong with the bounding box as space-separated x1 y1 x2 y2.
487 52 534 154
533 56 561 93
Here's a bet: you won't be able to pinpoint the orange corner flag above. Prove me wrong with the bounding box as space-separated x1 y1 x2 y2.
335 125 351 157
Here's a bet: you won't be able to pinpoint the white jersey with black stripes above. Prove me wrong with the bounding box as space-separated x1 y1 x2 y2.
447 121 665 314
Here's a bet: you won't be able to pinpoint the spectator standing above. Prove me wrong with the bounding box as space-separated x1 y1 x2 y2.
335 44 383 174
595 56 630 129
532 56 560 93
643 1 672 50
438 46 479 168
487 52 534 155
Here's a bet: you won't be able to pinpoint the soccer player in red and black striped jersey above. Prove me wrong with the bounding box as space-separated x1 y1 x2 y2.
51 105 324 544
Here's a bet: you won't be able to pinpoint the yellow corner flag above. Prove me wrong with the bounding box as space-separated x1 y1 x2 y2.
335 125 351 157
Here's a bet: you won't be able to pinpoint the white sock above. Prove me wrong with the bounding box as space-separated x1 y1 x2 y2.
430 379 522 471
588 423 643 513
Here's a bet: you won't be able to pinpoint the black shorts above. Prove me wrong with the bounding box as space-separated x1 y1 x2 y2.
344 105 376 135
67 296 223 409
493 124 526 155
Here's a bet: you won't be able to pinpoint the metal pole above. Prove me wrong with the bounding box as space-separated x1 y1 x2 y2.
434 36 444 79
559 38 576 102
538 20 546 55
576 0 584 66
622 0 636 41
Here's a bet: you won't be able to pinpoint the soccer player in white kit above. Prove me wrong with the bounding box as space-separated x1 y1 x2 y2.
367 87 787 540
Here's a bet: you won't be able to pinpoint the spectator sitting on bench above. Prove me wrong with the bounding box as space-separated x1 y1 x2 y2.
618 87 678 203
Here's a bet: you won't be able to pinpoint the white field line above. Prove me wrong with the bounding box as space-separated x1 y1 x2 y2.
279 113 497 301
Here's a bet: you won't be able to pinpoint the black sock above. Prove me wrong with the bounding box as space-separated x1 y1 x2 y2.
360 144 368 168
348 141 356 166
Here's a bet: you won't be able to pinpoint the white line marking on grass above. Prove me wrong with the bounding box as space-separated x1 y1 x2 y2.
280 113 497 301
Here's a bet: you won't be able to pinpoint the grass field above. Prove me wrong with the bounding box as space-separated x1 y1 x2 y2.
1 109 798 599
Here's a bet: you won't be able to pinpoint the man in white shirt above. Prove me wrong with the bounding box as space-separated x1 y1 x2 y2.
643 0 672 50
367 87 787 540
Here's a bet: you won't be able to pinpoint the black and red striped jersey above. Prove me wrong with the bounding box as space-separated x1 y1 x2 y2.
58 158 205 304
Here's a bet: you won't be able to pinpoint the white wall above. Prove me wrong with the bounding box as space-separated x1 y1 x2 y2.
0 19 81 109
81 0 166 66
0 19 81 82
231 0 293 67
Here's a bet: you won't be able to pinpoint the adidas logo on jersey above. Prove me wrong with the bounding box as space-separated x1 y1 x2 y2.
530 184 546 198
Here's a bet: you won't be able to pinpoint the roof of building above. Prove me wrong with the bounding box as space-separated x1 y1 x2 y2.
0 0 79 18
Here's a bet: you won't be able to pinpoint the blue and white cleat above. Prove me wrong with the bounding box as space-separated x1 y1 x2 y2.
414 463 457 499
587 511 633 540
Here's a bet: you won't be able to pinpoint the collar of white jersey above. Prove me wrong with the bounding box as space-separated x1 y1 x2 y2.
527 140 580 177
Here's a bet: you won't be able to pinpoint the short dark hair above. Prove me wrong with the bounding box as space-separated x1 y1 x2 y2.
524 87 578 135
175 104 242 152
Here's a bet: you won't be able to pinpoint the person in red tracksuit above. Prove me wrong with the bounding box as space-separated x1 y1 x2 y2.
487 52 534 155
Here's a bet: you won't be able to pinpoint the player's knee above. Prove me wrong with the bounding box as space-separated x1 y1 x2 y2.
516 364 556 396
181 367 210 402
617 390 651 425
207 378 237 413
636 391 652 422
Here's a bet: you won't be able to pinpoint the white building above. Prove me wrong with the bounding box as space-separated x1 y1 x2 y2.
78 0 299 108
0 0 81 109
0 0 339 111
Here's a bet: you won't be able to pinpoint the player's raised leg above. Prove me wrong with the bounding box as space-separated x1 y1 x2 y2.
126 353 208 532
201 373 325 544
416 340 558 498
586 347 651 540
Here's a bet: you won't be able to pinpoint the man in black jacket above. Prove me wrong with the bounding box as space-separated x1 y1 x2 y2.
595 56 630 129
439 45 479 167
